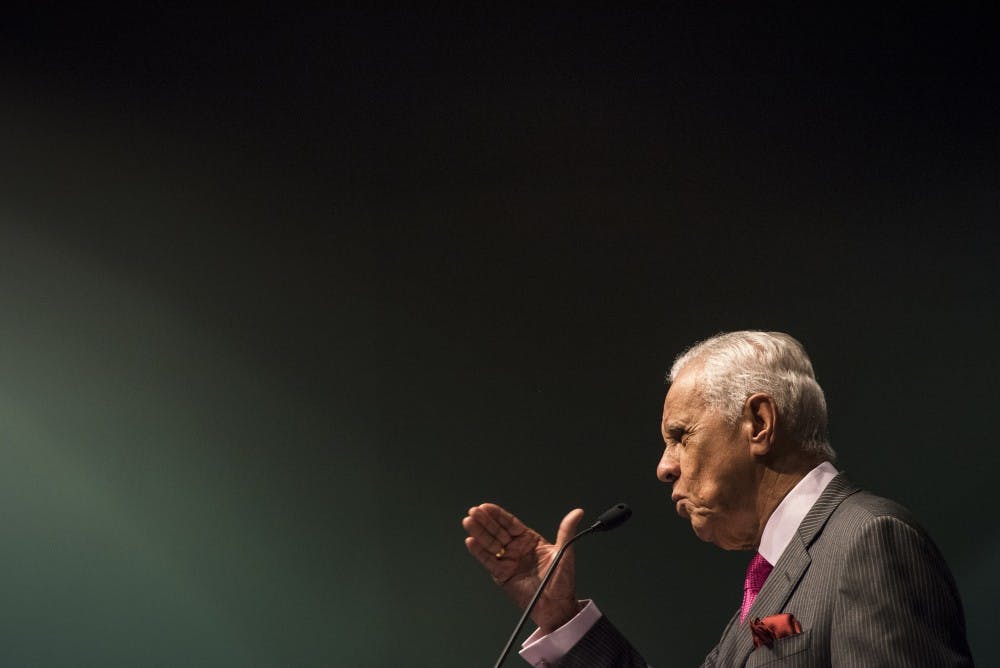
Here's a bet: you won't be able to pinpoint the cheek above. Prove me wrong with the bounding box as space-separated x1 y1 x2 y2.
702 464 748 510
687 479 720 507
683 455 729 507
681 463 712 504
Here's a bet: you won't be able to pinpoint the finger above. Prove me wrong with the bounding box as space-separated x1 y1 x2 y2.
555 508 586 548
477 503 526 537
465 536 510 579
472 508 513 545
465 536 500 564
462 515 507 555
469 503 524 545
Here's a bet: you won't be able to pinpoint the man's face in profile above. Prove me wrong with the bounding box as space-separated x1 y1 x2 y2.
658 368 760 551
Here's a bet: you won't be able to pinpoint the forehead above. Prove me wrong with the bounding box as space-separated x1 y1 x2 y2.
661 368 706 424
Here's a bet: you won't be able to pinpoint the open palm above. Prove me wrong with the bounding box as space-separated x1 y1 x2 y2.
463 503 585 633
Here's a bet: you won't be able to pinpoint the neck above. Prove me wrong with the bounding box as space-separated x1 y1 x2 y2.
752 456 822 547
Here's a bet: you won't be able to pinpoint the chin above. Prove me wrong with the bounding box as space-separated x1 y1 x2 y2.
690 519 715 544
691 518 748 551
708 529 757 551
717 539 754 551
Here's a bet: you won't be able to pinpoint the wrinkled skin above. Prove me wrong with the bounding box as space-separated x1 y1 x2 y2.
656 367 763 550
462 503 584 633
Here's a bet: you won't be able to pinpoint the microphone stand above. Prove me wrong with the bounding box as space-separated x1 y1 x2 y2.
491 524 597 668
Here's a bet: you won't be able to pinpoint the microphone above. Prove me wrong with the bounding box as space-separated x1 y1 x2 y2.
591 502 632 532
492 503 632 668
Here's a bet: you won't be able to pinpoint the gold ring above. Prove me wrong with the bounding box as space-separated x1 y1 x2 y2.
495 546 506 559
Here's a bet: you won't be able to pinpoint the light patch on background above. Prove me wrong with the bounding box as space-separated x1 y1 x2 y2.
0 219 386 666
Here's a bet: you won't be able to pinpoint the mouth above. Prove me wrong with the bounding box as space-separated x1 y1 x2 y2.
674 498 689 518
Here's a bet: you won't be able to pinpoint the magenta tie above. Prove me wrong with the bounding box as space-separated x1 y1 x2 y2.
740 552 773 623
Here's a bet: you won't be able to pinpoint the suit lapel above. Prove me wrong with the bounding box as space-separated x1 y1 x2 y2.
794 473 860 546
753 474 861 618
748 535 811 624
713 472 860 667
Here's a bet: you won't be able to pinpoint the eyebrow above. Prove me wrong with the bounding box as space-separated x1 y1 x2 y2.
661 420 687 437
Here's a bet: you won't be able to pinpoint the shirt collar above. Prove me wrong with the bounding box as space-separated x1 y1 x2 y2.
757 461 839 564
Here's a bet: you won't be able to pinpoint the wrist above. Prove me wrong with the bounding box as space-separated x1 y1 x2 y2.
538 598 583 634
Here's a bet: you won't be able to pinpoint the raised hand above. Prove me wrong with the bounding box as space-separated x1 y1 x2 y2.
462 503 585 634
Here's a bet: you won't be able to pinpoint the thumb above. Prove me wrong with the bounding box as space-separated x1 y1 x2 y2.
555 508 586 548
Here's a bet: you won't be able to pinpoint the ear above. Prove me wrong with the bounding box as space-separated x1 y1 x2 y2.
744 393 777 456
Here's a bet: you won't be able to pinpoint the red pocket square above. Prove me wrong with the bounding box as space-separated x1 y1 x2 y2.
749 613 803 648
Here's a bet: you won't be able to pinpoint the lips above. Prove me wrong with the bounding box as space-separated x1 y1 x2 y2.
674 497 689 518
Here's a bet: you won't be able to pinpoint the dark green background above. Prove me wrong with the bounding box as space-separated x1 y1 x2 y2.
0 7 996 666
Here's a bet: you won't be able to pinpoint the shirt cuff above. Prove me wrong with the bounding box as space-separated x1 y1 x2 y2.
518 600 602 667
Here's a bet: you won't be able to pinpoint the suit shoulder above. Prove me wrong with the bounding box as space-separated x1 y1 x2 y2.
832 488 920 525
820 491 973 665
824 488 940 550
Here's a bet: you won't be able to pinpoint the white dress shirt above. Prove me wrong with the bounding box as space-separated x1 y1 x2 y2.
519 461 840 667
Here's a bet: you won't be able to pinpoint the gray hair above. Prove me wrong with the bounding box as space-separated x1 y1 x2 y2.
668 331 835 461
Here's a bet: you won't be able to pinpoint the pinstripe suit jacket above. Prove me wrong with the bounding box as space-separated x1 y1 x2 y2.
558 474 973 667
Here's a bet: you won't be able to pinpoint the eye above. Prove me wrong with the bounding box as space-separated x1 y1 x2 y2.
668 427 687 445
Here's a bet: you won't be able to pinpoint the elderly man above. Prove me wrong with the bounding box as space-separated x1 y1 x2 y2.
462 331 973 666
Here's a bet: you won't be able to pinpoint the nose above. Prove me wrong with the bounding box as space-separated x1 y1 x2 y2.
657 446 680 485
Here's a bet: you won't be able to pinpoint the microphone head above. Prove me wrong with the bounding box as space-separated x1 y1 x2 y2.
592 503 632 532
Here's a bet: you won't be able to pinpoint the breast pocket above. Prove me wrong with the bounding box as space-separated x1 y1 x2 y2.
744 630 811 667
